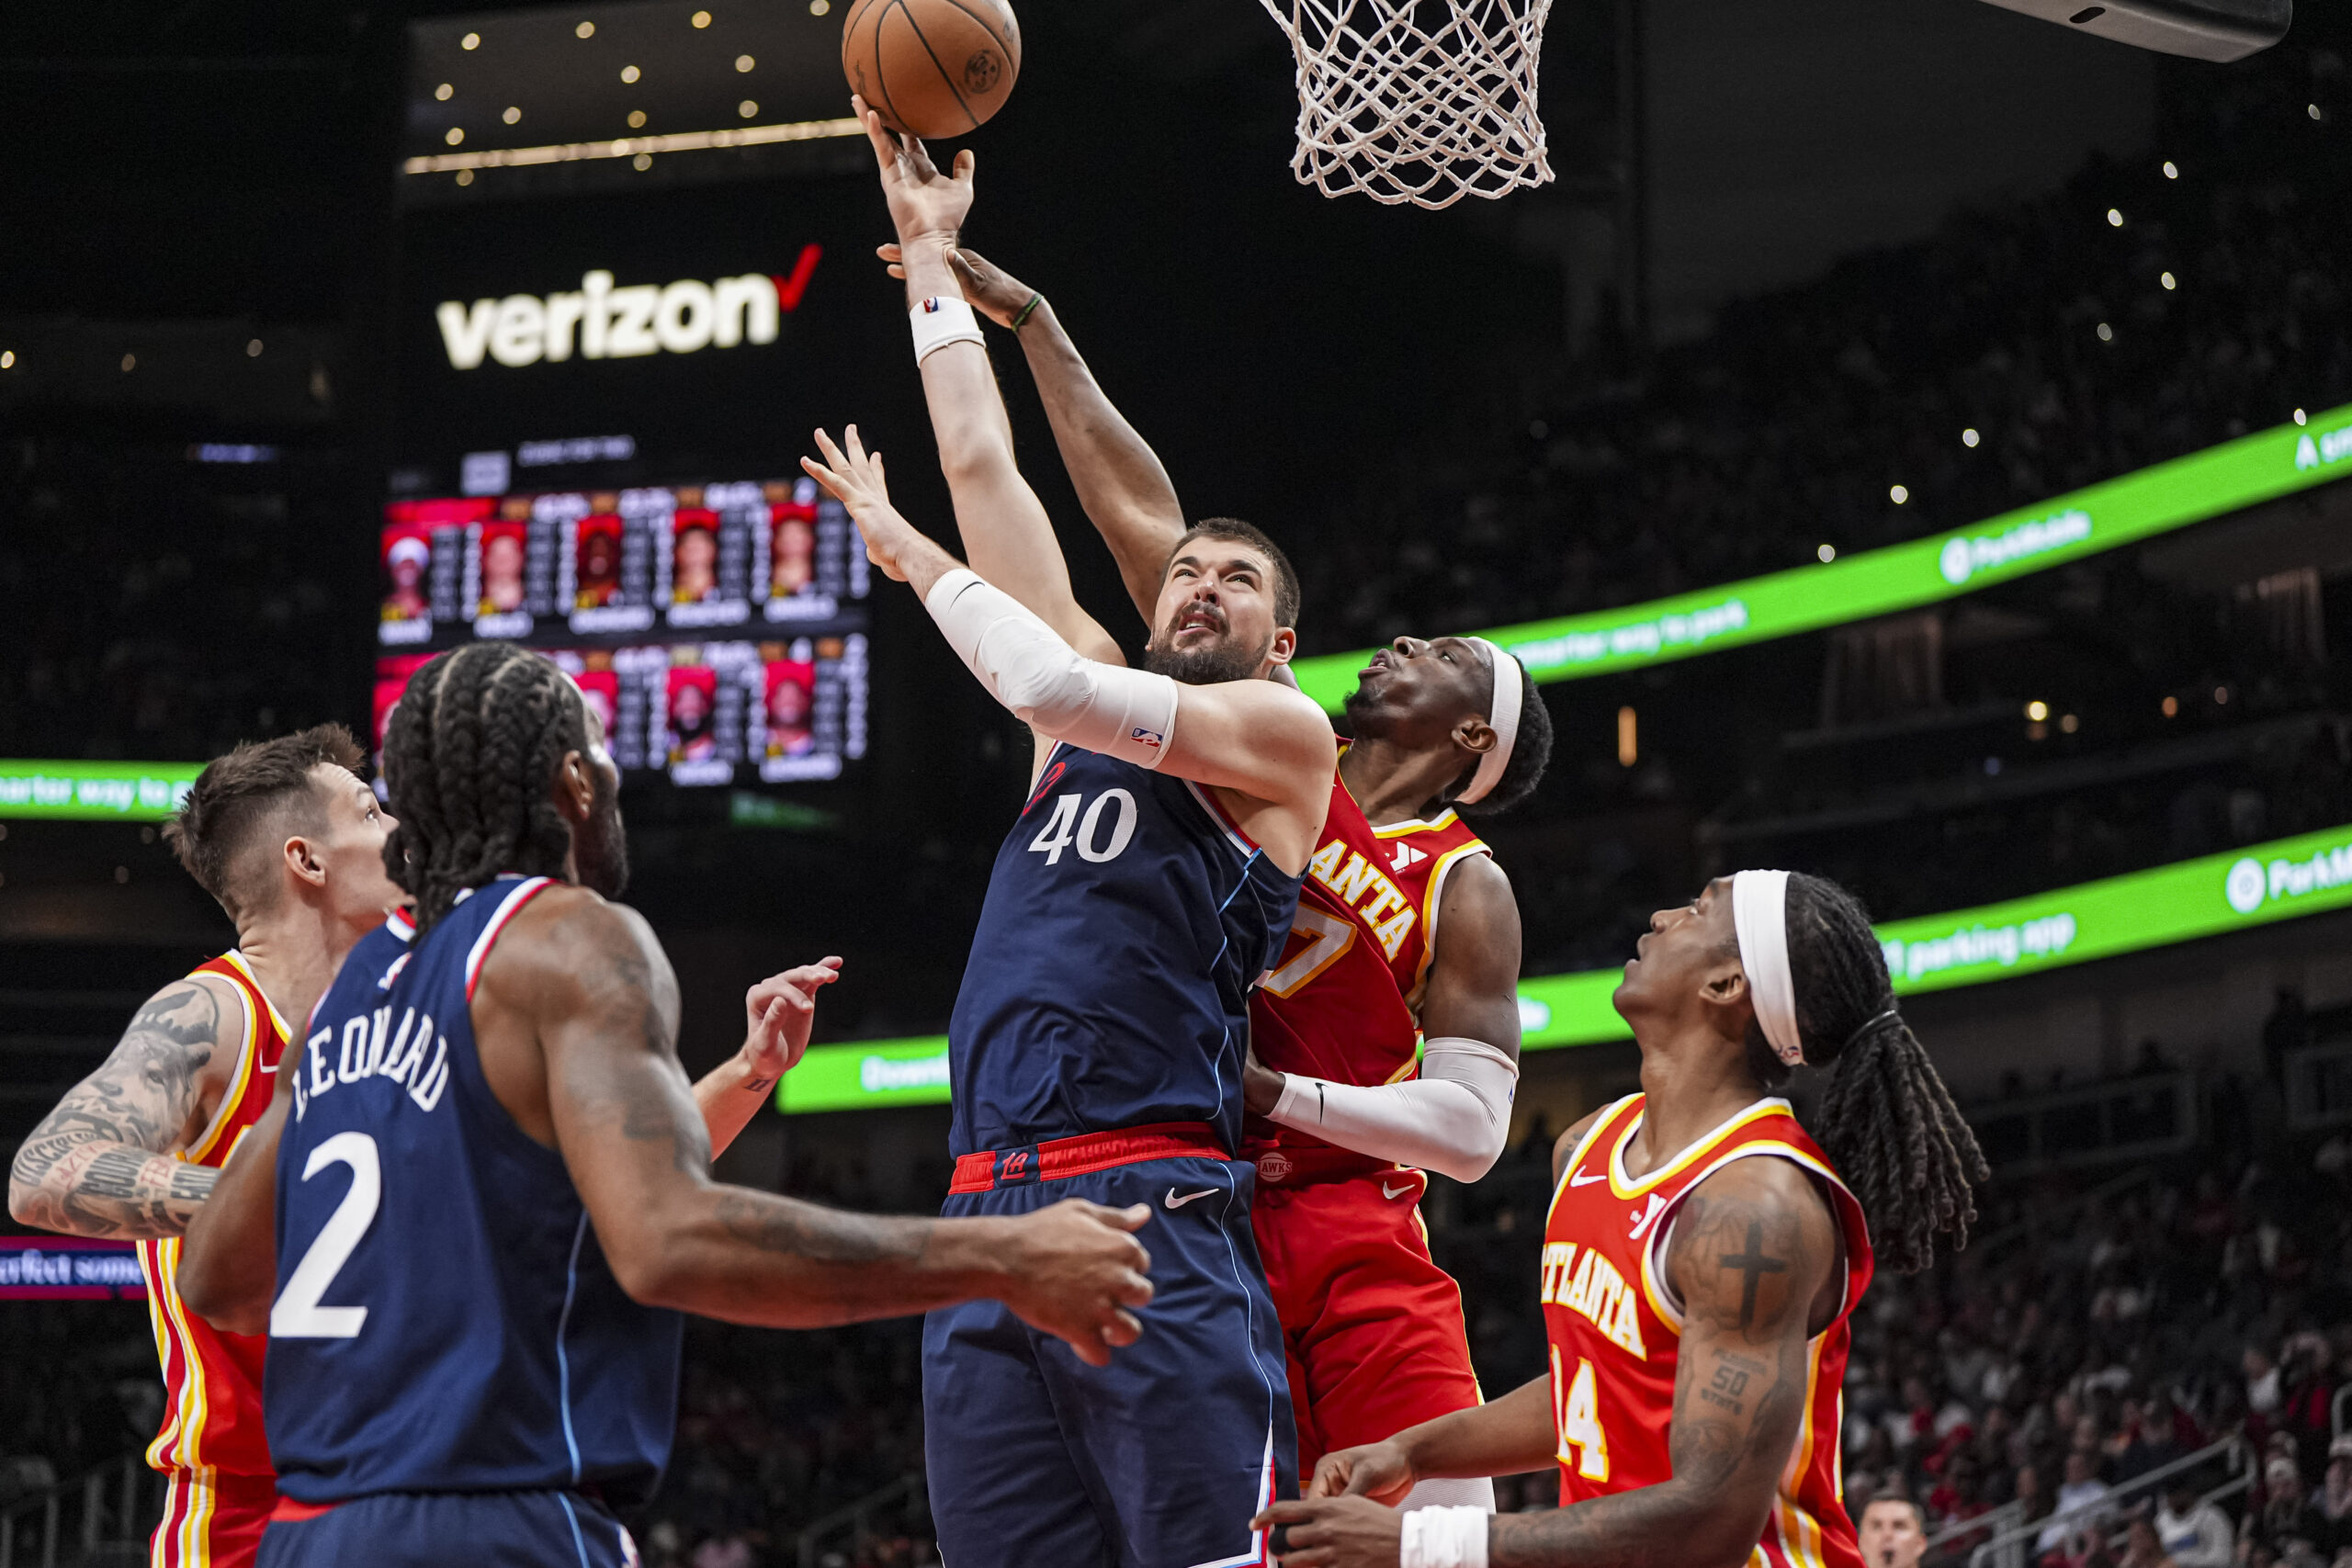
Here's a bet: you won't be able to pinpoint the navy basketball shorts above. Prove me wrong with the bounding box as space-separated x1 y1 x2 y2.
923 1124 1298 1568
257 1489 639 1568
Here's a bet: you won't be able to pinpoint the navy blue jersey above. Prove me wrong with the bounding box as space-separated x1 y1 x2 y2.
264 878 683 1506
948 744 1306 1157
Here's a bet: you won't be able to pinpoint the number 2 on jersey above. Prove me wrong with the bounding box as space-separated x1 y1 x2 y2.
1027 789 1137 865
1551 1347 1611 1481
270 1131 380 1340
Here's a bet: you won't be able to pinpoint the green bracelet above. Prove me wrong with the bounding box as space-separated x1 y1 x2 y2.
1011 293 1044 331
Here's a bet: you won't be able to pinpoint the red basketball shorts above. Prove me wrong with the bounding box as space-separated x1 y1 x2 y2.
153 1469 277 1568
1252 1170 1483 1474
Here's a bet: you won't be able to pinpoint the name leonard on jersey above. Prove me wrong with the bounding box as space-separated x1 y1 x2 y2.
293 1000 451 1122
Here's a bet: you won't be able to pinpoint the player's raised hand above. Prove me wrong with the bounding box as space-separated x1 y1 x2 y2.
854 93 973 249
998 1199 1155 1368
1251 1495 1405 1566
1306 1438 1416 1504
874 242 1037 330
739 956 841 1083
803 425 915 581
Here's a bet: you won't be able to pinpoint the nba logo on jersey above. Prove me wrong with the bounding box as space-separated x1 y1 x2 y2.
1128 726 1164 752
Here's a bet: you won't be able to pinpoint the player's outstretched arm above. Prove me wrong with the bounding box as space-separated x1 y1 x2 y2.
855 99 1120 667
880 240 1185 626
692 957 841 1158
1292 1372 1560 1509
177 1045 297 1335
1245 857 1525 1181
806 429 1331 854
7 975 241 1239
1261 1156 1835 1568
514 891 1153 1357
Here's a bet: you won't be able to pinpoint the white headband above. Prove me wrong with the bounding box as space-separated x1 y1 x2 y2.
1455 638 1523 806
1732 869 1805 1066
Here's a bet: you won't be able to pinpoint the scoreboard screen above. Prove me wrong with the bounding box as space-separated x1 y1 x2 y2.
376 476 869 786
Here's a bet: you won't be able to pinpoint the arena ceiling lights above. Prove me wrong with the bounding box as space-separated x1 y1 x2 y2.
774 817 2352 1112
1289 402 2352 713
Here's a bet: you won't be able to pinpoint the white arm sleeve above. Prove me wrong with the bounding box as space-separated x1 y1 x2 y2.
923 568 1179 769
1266 1037 1519 1183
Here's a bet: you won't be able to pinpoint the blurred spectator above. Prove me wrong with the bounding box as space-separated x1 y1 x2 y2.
2159 1478 2239 1568
1857 1495 1930 1567
2043 1450 2117 1553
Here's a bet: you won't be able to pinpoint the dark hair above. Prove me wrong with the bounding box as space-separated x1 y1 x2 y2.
1743 873 1989 1276
164 724 366 920
1169 518 1302 630
1449 653 1553 818
379 643 589 933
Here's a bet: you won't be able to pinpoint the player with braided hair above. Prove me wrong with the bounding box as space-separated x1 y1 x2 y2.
1257 870 1985 1568
176 640 1159 1568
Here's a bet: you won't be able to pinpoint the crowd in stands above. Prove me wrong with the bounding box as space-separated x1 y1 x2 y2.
1297 32 2351 656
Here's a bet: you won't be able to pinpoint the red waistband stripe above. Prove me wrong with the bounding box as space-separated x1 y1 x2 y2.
950 1122 1232 1194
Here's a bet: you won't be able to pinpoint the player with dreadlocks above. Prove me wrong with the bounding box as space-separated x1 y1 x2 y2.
1255 869 1987 1568
178 642 1157 1568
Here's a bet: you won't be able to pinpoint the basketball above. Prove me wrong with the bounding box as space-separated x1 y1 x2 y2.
842 0 1022 140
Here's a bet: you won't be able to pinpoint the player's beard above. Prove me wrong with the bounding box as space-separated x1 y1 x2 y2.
572 761 630 899
1144 608 1272 687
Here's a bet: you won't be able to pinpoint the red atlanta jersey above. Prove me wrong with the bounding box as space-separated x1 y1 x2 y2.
137 953 288 1487
1243 764 1492 1186
1543 1094 1873 1568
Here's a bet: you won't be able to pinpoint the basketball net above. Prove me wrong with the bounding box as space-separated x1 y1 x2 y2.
1259 0 1554 209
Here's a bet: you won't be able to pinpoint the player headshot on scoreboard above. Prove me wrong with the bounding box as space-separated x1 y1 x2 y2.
572 667 620 741
763 660 816 758
673 512 721 604
575 514 624 609
770 502 818 598
381 528 433 622
667 666 719 763
477 522 527 616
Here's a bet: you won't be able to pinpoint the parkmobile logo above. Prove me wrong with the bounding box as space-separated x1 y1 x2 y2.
435 244 820 370
2225 838 2352 916
1937 507 2092 586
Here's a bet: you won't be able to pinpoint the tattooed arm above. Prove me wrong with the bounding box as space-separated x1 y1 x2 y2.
1260 1155 1838 1568
691 957 841 1159
7 976 243 1239
488 891 1154 1361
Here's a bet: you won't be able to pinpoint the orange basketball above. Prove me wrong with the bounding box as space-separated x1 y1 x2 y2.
842 0 1022 140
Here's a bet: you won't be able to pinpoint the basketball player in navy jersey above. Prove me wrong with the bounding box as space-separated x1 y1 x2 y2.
797 100 1341 1568
175 643 1158 1568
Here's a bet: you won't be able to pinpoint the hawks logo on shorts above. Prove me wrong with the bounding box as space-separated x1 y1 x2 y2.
1544 1095 1876 1568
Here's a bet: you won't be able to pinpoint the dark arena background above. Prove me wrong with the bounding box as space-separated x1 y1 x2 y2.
2 0 2350 1563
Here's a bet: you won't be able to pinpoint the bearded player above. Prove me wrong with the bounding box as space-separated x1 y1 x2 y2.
876 235 1555 1506
1256 872 1989 1567
820 101 1340 1567
5 725 881 1568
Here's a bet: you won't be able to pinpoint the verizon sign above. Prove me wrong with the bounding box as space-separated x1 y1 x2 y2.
435 243 820 370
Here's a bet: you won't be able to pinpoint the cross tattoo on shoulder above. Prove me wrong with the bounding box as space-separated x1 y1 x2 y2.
1720 1219 1788 1328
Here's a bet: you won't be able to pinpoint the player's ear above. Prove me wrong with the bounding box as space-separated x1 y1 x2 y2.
1267 626 1297 665
1452 715 1498 757
281 833 328 892
551 750 596 824
1701 961 1752 1032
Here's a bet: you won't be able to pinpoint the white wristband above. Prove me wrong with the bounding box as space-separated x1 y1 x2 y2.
911 296 985 363
1400 1505 1489 1568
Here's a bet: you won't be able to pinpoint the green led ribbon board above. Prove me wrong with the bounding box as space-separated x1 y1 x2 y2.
0 761 204 821
1289 403 2352 711
777 818 2352 1113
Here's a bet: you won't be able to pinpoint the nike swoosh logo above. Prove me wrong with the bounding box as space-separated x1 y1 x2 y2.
1382 1180 1417 1201
1164 1187 1217 1210
1568 1169 1609 1187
